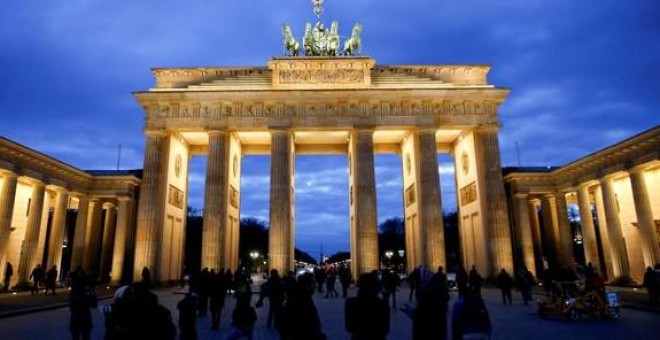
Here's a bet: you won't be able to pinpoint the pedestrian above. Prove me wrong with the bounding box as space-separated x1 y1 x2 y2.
314 267 327 294
141 266 151 286
325 269 338 298
279 280 326 340
29 264 44 295
643 266 657 304
256 269 285 328
69 285 97 340
456 266 469 298
177 292 198 340
197 268 211 317
339 267 352 298
412 266 450 340
516 268 535 306
45 265 58 295
209 269 228 330
226 294 257 340
345 272 389 340
496 268 513 305
468 266 483 296
451 289 492 340
381 270 398 308
408 266 421 302
3 261 12 292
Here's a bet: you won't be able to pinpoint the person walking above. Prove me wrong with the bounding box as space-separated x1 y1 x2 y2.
325 269 338 299
256 269 285 328
413 266 450 340
468 266 483 296
209 270 228 330
516 268 535 306
3 262 12 292
408 266 421 303
279 280 326 340
177 292 198 340
643 266 657 304
381 270 398 308
69 285 97 340
314 267 327 294
456 266 469 298
226 294 257 340
345 272 390 340
339 267 352 298
496 268 513 305
451 289 492 340
45 265 58 295
30 264 44 295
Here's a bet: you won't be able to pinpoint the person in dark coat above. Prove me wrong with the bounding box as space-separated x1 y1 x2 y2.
141 266 151 286
226 294 257 340
456 266 469 298
381 270 398 308
3 261 12 291
30 264 44 295
209 270 227 330
516 267 536 306
279 280 326 340
325 269 338 298
345 272 390 340
408 266 421 302
468 266 483 296
177 292 198 340
413 266 450 340
69 285 97 340
496 268 513 305
314 267 327 294
339 267 352 298
643 266 657 304
257 269 285 328
451 289 492 340
45 265 58 295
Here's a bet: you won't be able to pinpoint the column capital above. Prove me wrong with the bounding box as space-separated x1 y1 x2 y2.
47 185 70 195
116 195 134 202
22 177 45 188
0 169 17 179
144 129 169 138
474 124 500 134
207 130 228 138
513 193 529 200
352 126 376 133
528 198 541 205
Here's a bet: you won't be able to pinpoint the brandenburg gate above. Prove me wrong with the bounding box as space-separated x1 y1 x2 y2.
132 55 514 281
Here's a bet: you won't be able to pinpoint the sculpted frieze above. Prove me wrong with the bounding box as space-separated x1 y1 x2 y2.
278 69 364 85
147 100 497 121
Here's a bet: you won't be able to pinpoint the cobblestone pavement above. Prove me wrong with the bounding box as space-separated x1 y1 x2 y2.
0 285 659 339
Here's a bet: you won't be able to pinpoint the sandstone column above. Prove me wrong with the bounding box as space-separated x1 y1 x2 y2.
513 194 536 274
628 169 660 266
133 130 169 280
70 195 89 271
555 192 575 268
599 177 630 278
269 130 295 274
47 189 69 271
18 181 46 283
0 171 18 284
528 199 544 273
349 129 379 274
474 127 513 275
593 186 615 279
111 196 135 284
540 194 559 269
202 131 229 270
576 185 599 267
83 199 103 273
99 203 117 280
417 130 445 270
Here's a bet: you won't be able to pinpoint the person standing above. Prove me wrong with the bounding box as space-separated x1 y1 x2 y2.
325 269 338 299
413 266 450 340
451 289 492 340
177 292 198 340
30 264 44 295
643 266 657 304
516 267 535 306
382 270 398 308
226 294 257 340
256 269 285 328
408 266 421 303
279 280 326 340
456 266 469 298
339 267 352 298
3 262 12 292
345 273 390 340
468 266 483 296
496 268 513 305
141 266 151 286
209 270 228 330
69 285 97 340
45 265 58 295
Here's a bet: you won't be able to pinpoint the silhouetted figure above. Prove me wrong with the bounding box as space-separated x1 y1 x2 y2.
141 266 151 286
584 263 605 296
315 267 327 294
643 266 658 304
451 289 492 340
69 285 97 340
325 269 338 298
45 265 58 295
381 270 398 308
496 268 513 305
516 267 536 306
227 294 257 340
177 292 198 340
345 273 389 340
339 267 352 298
413 266 450 340
257 269 285 328
3 261 12 291
280 280 326 340
408 266 421 303
456 266 469 298
468 266 483 296
30 264 44 295
198 268 211 317
209 270 228 330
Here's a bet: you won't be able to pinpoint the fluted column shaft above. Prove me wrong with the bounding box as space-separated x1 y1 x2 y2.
351 129 378 274
527 200 544 273
18 182 46 283
629 169 660 266
47 190 69 271
600 178 630 278
513 194 536 274
99 205 117 280
70 196 89 271
540 195 559 269
593 186 615 279
269 130 295 273
474 128 513 275
417 131 445 270
0 172 18 284
111 197 134 284
83 199 103 273
133 131 169 280
202 131 229 270
577 185 599 267
555 192 575 268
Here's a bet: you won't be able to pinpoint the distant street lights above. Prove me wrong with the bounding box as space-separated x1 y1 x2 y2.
385 250 394 268
250 251 260 273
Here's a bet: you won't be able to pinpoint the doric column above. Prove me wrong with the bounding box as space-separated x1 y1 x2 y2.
418 131 445 270
269 130 295 273
554 192 575 268
83 199 103 272
0 171 18 284
513 194 536 274
202 131 229 270
47 189 69 271
599 177 630 278
540 194 559 269
99 203 117 280
628 169 660 266
111 197 135 284
349 129 379 274
133 130 169 280
527 199 544 273
576 185 599 267
473 127 513 275
70 195 89 271
593 186 615 279
18 181 46 284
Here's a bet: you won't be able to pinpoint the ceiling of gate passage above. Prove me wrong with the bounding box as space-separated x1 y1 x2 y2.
179 129 463 155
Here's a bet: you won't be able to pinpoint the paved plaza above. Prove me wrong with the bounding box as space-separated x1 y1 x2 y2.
0 283 658 340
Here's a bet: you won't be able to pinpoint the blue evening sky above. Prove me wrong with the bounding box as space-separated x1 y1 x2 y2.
1 1 659 257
